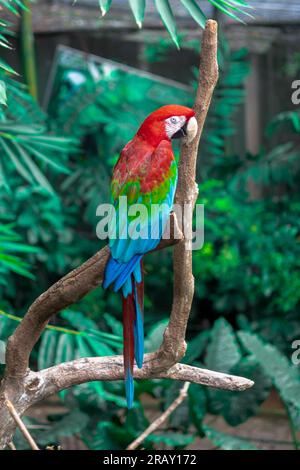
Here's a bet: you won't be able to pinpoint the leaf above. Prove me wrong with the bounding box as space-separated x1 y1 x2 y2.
154 0 179 48
238 331 300 429
205 318 242 415
55 333 74 365
180 0 206 28
125 406 149 435
83 421 129 450
60 309 98 331
0 242 39 253
82 334 114 356
13 141 54 193
38 330 58 370
144 318 168 352
164 381 190 430
129 0 145 27
146 432 194 447
0 80 6 105
205 317 241 372
0 138 33 184
188 383 207 434
183 330 210 364
37 410 89 446
207 0 245 23
0 340 5 363
203 424 259 450
103 312 123 337
0 58 18 75
222 356 272 426
23 145 70 175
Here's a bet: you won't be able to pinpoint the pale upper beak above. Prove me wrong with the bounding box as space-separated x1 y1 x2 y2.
185 116 198 143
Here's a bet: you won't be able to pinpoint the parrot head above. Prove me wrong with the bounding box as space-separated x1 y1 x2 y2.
137 105 198 147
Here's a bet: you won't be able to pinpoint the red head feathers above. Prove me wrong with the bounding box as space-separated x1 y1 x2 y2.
137 104 196 147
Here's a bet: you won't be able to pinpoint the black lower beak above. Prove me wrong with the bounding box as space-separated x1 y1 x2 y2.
172 123 187 140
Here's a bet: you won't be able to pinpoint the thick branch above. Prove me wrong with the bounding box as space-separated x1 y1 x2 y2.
5 399 39 451
159 19 219 364
24 357 253 406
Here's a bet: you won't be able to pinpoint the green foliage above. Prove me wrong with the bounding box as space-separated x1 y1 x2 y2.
239 332 300 429
93 0 252 44
203 425 259 450
0 0 32 73
0 222 39 286
266 110 300 136
0 79 6 105
221 356 271 426
194 179 300 329
0 73 78 193
205 317 241 372
155 0 180 49
201 45 250 165
181 0 206 29
34 409 89 447
146 432 194 447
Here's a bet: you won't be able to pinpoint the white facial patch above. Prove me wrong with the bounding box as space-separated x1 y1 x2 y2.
165 115 186 139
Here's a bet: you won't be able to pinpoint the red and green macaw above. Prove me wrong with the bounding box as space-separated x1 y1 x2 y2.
103 105 197 408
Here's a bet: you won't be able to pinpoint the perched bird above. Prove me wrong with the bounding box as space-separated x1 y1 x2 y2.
103 105 198 408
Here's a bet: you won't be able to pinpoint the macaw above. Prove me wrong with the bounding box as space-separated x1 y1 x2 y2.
103 105 198 408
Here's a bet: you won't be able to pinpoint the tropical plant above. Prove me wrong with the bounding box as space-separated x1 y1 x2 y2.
95 0 253 47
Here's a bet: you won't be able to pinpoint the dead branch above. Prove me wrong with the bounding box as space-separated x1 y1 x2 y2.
4 214 182 378
7 441 16 450
5 399 39 450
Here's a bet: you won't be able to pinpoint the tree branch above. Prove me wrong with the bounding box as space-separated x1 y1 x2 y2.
23 358 253 406
159 20 219 366
126 382 190 450
4 212 182 378
5 399 39 450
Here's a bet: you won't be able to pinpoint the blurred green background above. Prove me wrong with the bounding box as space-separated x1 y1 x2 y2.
0 0 300 450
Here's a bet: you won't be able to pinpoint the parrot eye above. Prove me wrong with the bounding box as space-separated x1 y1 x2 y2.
165 115 186 139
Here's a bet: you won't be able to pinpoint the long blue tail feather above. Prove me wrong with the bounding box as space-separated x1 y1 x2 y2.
125 369 134 409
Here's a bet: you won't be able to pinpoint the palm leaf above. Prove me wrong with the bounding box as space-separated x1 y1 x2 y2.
155 0 179 49
99 0 112 16
180 0 206 28
129 0 146 28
